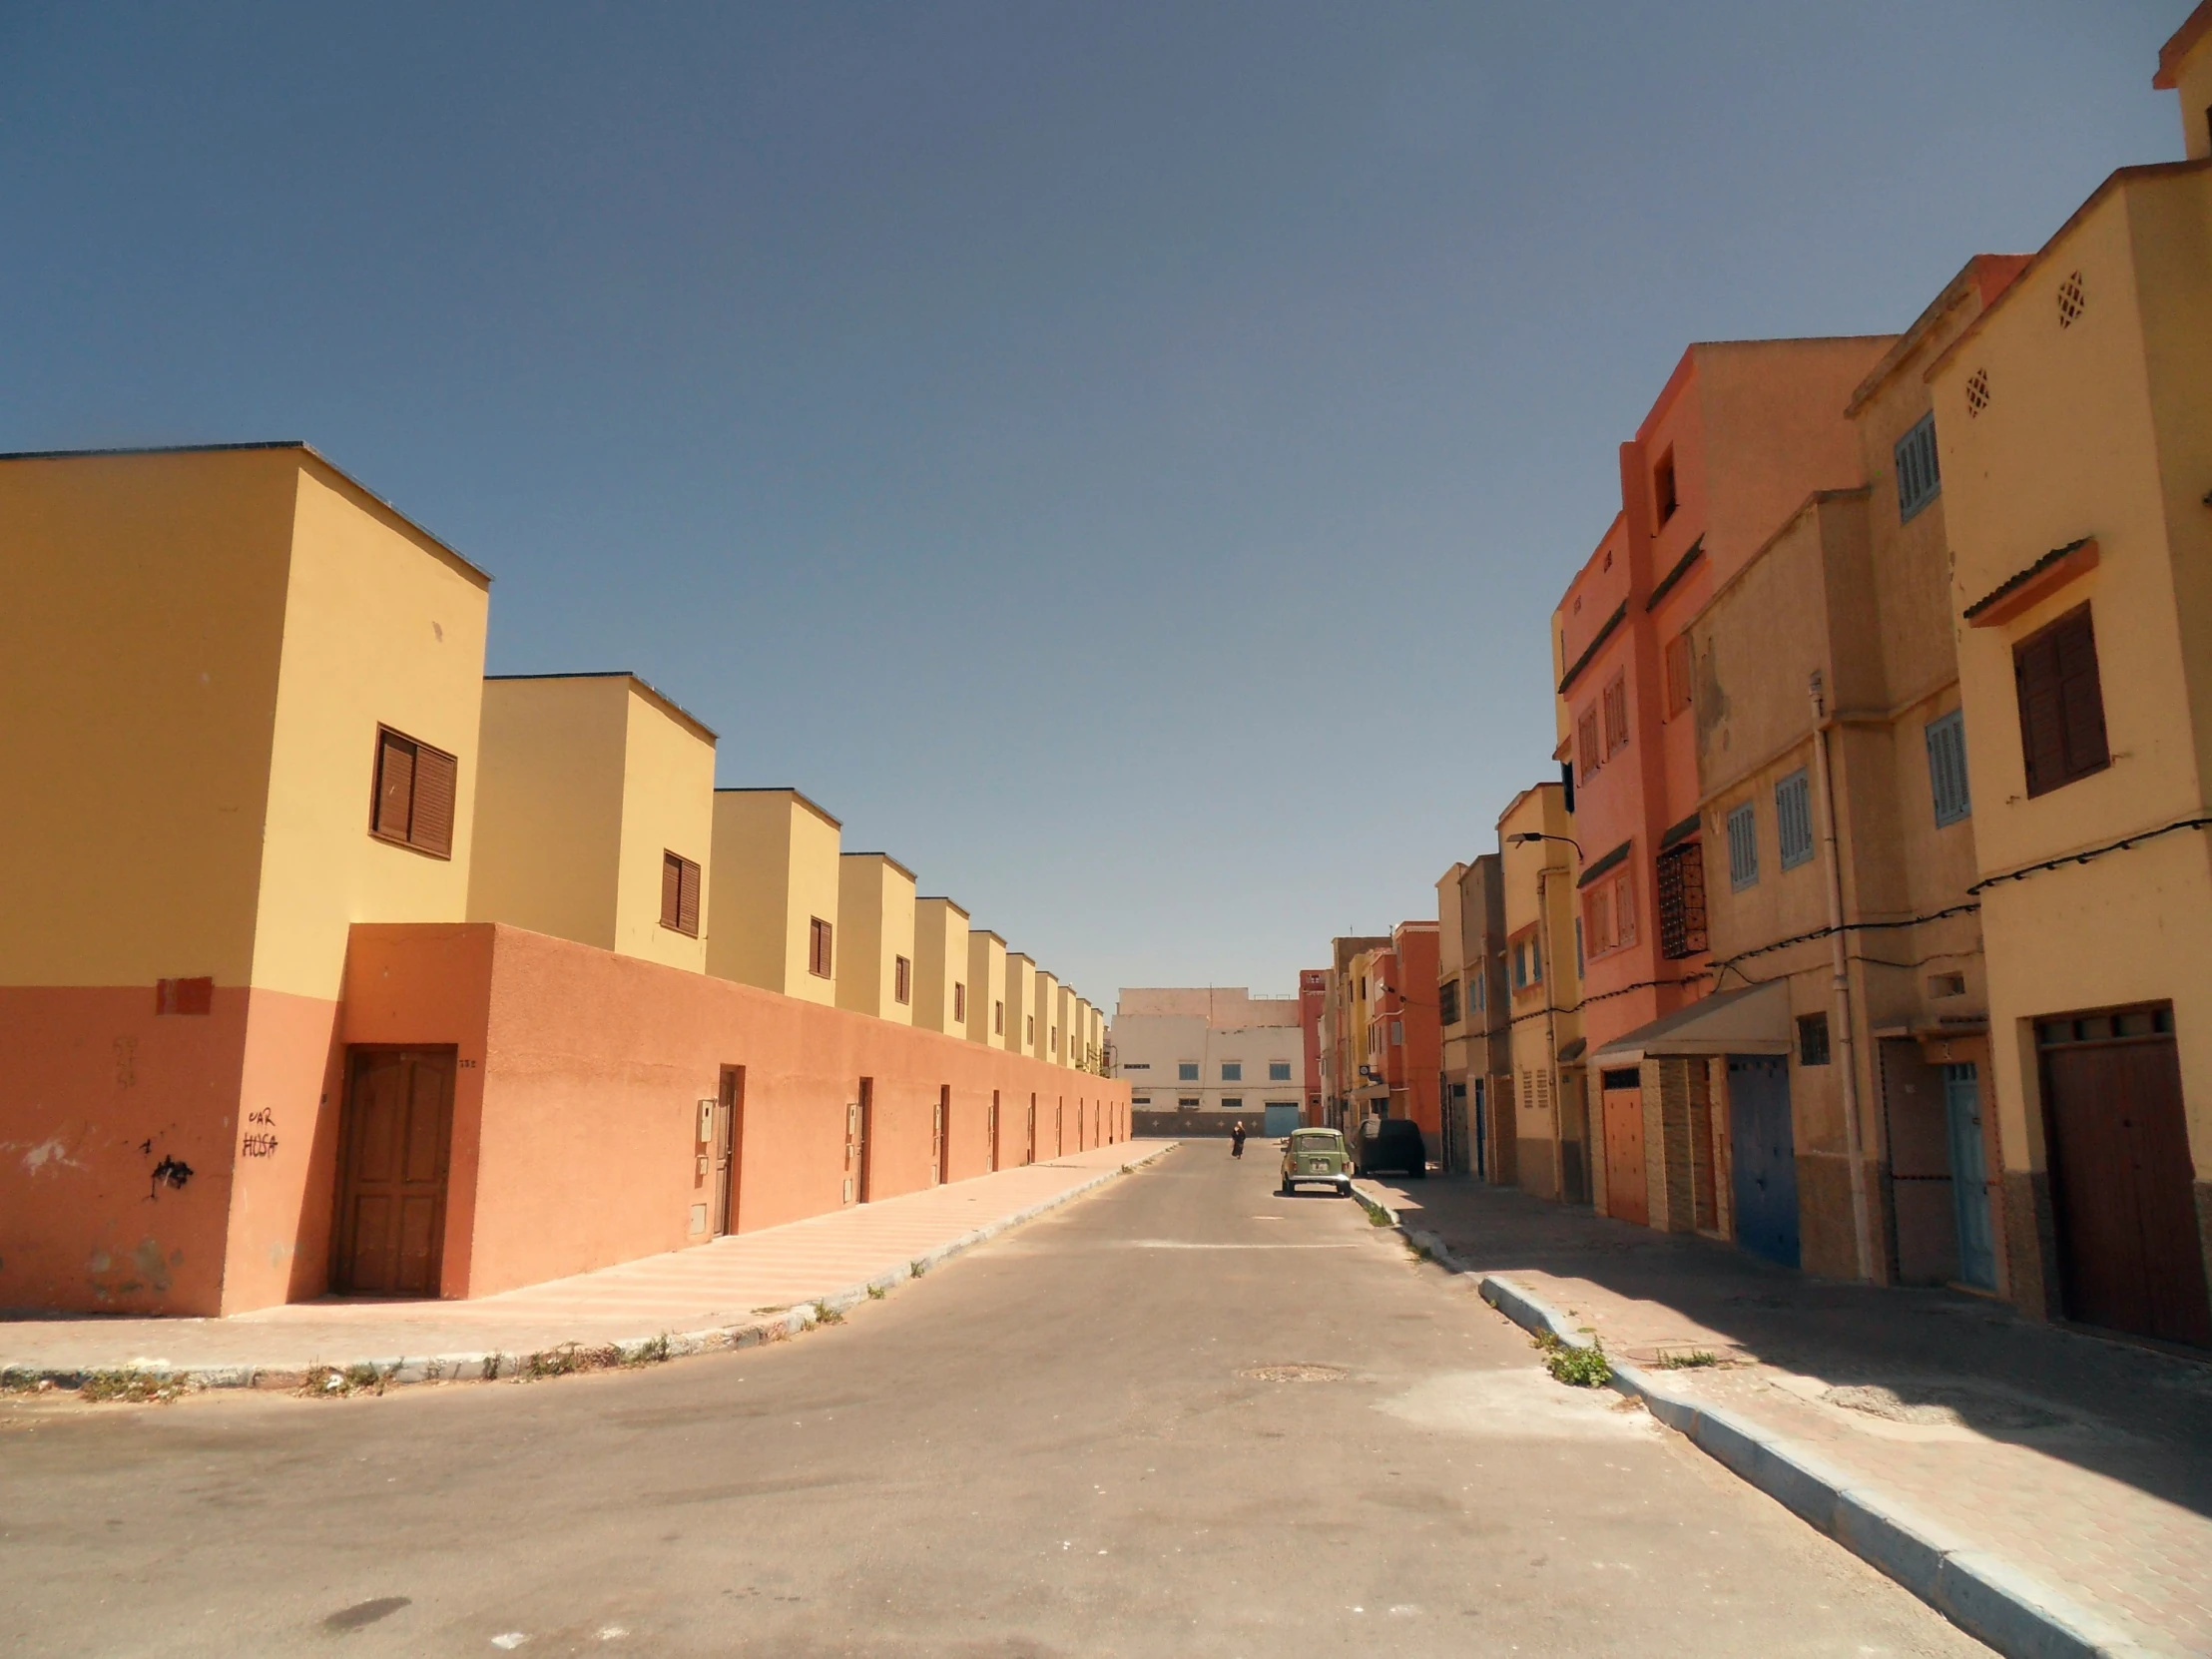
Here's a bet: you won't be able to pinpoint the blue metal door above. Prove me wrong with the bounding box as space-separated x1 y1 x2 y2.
1728 1055 1799 1268
1262 1102 1300 1139
1942 1063 1996 1290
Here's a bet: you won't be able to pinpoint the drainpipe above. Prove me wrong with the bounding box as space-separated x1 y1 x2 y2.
1809 671 1873 1283
1533 863 1566 1196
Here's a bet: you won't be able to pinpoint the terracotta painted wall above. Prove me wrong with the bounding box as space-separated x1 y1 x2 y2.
343 923 1128 1302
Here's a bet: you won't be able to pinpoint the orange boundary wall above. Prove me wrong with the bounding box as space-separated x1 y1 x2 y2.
0 923 1128 1318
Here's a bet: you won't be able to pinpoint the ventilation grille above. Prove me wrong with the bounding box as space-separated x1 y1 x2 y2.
2057 271 2086 328
1964 369 1990 417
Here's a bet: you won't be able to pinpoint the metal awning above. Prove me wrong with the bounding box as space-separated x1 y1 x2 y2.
1589 981 1792 1066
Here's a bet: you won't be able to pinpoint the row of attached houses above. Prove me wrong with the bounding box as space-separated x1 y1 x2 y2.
1307 8 2212 1353
0 442 1124 1319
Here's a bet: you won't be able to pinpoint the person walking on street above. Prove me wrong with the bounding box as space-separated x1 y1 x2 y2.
1230 1121 1246 1159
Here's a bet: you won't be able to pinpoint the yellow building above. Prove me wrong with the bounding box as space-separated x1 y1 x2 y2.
1073 996 1096 1071
836 852 918 1023
705 788 841 1005
1032 968 1060 1064
1056 983 1078 1069
0 441 491 1316
1498 782 1585 1202
1927 99 2212 1345
467 674 716 973
1004 952 1038 1056
911 896 970 1034
966 929 1008 1046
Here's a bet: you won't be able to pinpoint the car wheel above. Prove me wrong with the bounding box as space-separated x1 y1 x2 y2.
1280 1179 1293 1196
1410 1164 1427 1180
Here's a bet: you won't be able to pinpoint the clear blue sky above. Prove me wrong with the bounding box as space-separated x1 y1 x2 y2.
2 2 2187 1003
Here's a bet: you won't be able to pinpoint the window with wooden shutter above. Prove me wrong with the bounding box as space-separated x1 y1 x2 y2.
954 982 967 1022
1602 674 1629 757
1577 707 1602 783
1655 840 1708 959
660 850 701 936
1438 977 1460 1026
1585 885 1612 956
1775 770 1815 869
1664 633 1693 717
994 999 1004 1035
2014 604 2109 798
1895 411 1940 522
1726 802 1759 890
369 726 457 859
810 916 833 978
894 955 911 1005
1925 709 1972 827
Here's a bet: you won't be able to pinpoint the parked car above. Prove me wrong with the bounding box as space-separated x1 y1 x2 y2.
1280 1128 1353 1196
1356 1115 1426 1178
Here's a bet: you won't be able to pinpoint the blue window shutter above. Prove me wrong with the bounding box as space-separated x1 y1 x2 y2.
1776 771 1815 869
1896 412 1941 523
1727 803 1760 889
1927 709 1972 826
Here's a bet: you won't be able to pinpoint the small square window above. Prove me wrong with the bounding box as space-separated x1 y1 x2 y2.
660 850 702 937
370 726 458 859
1221 1062 1242 1082
1798 1012 1831 1067
1268 1060 1293 1082
1178 1061 1199 1082
1221 1097 1244 1112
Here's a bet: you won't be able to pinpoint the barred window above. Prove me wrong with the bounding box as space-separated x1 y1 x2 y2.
1655 841 1708 959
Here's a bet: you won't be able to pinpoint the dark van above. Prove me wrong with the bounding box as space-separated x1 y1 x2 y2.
1356 1115 1427 1178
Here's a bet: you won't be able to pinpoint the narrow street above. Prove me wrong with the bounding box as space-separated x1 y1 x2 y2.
0 1145 1984 1657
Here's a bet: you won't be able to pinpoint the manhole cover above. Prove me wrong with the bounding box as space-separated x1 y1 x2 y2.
1821 1382 2066 1430
1241 1364 1349 1383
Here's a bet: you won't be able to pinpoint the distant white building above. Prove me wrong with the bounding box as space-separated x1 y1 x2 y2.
1111 987 1304 1136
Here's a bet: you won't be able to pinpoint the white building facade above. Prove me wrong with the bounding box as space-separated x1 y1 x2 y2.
1111 987 1305 1136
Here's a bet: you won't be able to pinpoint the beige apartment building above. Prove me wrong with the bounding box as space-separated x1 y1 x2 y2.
1498 781 1585 1201
835 851 917 1023
1928 122 2212 1346
1033 968 1060 1065
911 896 969 1035
1114 987 1305 1135
967 928 1008 1046
468 673 717 975
1436 854 1512 1180
1004 953 1038 1056
706 788 841 1003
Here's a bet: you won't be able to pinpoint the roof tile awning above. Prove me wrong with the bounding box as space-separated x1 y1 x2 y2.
1590 981 1792 1065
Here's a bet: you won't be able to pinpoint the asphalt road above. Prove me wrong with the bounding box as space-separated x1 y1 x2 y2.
0 1144 1987 1657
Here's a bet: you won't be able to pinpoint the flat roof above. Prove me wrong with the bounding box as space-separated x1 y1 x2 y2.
484 670 717 744
713 786 842 831
0 440 492 589
843 849 917 882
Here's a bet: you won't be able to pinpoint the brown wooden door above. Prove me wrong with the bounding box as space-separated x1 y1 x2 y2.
714 1066 743 1237
933 1086 949 1185
987 1091 999 1172
854 1079 874 1203
1602 1075 1648 1227
1025 1095 1036 1165
2043 1027 2211 1347
335 1048 454 1297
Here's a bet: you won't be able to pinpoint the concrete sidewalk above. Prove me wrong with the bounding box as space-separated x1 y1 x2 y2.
1 1141 1175 1388
1356 1171 2212 1659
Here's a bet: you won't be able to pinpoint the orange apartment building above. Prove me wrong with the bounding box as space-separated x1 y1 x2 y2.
1550 337 1896 1230
1298 967 1327 1126
1360 922 1443 1155
0 443 1125 1318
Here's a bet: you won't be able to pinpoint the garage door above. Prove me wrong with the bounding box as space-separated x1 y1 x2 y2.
2038 1006 2210 1348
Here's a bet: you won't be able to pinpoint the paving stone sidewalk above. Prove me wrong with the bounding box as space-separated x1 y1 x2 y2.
1357 1171 2212 1658
1 1141 1174 1384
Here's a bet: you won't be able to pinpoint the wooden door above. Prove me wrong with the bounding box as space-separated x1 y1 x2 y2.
850 1079 874 1204
1600 1070 1648 1227
1941 1063 1996 1291
1728 1056 1799 1268
713 1066 744 1237
987 1091 999 1172
2041 1018 2210 1346
1025 1095 1036 1165
335 1048 454 1297
933 1086 949 1185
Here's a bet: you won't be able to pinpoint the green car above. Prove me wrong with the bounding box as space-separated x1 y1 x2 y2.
1281 1128 1354 1196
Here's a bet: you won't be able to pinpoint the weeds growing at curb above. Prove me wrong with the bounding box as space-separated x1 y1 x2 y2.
1658 1349 1720 1370
1 1368 54 1394
814 1304 844 1326
867 1284 886 1300
82 1370 189 1404
1547 1343 1613 1387
1368 1208 1390 1227
909 1259 926 1278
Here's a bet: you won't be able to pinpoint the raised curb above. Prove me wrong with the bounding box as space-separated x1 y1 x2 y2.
1345 1181 2146 1658
1472 1269 2149 1659
2 1144 1176 1399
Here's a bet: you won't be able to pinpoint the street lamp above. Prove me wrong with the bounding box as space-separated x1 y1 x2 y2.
1507 830 1583 858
